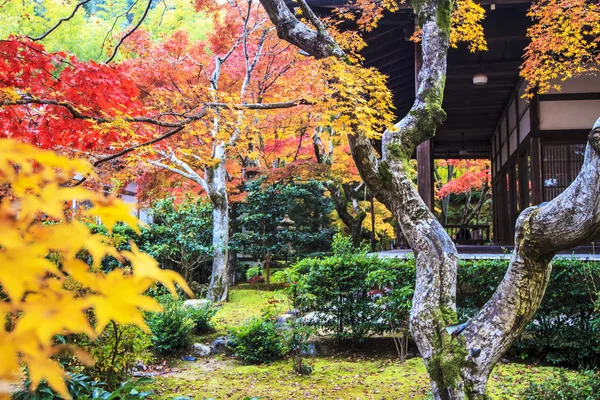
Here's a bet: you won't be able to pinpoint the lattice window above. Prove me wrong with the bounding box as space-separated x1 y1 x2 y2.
542 143 586 201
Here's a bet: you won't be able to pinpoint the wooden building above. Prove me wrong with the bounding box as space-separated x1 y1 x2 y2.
308 0 600 244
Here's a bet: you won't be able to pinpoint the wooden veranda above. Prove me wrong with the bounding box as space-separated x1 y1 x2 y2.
307 0 600 244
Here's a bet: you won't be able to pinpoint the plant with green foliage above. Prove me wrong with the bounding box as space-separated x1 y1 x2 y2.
232 179 336 287
142 198 213 285
227 314 289 364
186 302 218 333
13 373 104 400
282 234 412 342
87 198 213 284
145 295 194 354
457 258 600 368
520 370 600 399
13 373 153 400
287 320 314 375
85 323 152 389
365 263 414 361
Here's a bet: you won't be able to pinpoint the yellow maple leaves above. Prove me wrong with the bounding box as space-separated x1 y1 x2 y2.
411 0 488 53
0 140 191 399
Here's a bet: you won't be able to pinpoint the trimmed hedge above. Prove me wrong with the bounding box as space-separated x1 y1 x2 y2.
285 250 600 367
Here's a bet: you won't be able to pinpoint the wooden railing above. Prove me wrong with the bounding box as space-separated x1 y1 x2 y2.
443 225 491 245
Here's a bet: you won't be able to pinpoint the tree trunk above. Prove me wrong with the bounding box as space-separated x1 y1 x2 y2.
256 0 600 397
325 181 367 247
206 144 229 302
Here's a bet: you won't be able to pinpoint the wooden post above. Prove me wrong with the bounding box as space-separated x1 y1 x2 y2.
508 164 518 239
518 152 530 211
417 139 435 211
530 93 543 205
530 137 543 205
499 173 510 244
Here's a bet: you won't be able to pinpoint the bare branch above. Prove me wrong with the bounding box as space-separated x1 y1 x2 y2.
30 0 93 41
105 0 153 64
98 0 141 61
258 0 344 59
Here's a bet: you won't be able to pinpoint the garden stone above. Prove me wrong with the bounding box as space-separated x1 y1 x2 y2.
192 343 212 357
183 299 211 309
133 361 147 371
300 343 317 356
211 336 231 354
276 313 294 324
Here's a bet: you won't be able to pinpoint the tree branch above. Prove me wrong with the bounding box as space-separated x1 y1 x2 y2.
105 0 153 64
257 0 344 59
30 0 93 41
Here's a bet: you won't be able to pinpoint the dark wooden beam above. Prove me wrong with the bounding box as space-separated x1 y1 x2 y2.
518 151 529 211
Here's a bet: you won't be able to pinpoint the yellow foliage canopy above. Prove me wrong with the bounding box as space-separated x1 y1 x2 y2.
0 140 191 399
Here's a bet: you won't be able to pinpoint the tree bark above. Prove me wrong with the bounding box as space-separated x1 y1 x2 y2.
256 0 600 397
461 117 600 397
325 181 367 247
206 144 229 302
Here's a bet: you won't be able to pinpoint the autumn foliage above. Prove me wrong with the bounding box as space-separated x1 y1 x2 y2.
0 39 142 150
0 140 191 399
522 0 600 95
436 159 490 199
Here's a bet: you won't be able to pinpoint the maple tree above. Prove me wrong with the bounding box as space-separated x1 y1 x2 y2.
0 139 191 400
521 0 600 95
114 0 328 301
435 160 491 226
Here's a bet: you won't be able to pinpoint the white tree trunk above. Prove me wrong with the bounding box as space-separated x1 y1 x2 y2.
206 143 229 302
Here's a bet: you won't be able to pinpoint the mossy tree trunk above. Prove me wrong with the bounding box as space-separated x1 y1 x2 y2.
258 0 600 398
325 181 367 247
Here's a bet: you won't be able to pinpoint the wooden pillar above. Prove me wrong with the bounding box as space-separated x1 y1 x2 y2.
529 93 543 205
508 164 518 239
417 139 435 211
530 137 543 204
413 40 434 211
518 152 530 211
492 181 499 243
499 173 510 244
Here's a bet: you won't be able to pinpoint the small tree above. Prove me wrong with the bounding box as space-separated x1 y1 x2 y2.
143 198 213 285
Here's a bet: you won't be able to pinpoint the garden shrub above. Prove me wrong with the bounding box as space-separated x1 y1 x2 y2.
13 374 153 400
187 302 218 333
13 373 104 400
227 314 289 364
85 323 152 389
284 238 600 366
520 370 600 399
281 234 413 342
457 258 600 368
146 296 194 354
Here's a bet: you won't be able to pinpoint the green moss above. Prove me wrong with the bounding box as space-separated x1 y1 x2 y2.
378 160 394 183
143 355 568 400
436 0 453 38
386 143 407 160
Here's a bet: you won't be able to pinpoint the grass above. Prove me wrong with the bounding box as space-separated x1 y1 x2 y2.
148 285 576 399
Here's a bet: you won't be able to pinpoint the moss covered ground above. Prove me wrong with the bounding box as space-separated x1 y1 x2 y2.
145 285 571 400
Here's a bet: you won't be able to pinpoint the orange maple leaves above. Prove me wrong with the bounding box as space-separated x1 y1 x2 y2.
522 0 600 95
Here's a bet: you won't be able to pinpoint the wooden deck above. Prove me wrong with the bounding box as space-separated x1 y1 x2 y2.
377 244 600 260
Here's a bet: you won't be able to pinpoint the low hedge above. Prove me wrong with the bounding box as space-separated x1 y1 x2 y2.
285 245 600 368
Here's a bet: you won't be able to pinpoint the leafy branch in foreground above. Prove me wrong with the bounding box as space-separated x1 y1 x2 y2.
0 139 191 399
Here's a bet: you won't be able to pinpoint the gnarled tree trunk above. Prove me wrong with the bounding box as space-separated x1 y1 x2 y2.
257 0 600 397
